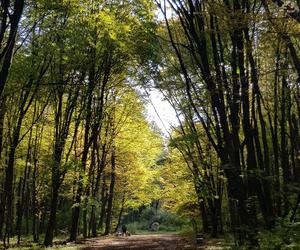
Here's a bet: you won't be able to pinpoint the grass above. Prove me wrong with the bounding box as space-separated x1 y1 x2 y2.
0 235 84 250
6 242 85 250
8 245 81 250
134 230 179 235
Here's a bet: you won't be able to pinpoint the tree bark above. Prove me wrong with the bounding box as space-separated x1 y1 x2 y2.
0 0 25 96
104 145 116 235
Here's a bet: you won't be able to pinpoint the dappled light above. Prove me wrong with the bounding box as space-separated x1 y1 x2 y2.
0 0 299 249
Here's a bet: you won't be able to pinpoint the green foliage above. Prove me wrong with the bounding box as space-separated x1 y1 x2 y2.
259 218 300 250
126 222 139 234
126 207 188 233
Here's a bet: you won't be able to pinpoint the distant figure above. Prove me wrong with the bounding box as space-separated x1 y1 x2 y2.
115 231 122 237
150 222 159 231
122 224 127 237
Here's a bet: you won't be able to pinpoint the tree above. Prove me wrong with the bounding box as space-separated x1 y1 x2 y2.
152 0 299 246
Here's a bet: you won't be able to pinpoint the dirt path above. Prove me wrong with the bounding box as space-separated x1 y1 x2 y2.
79 234 196 250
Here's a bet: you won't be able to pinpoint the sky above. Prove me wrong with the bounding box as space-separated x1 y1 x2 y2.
145 88 178 137
156 0 173 21
144 4 177 137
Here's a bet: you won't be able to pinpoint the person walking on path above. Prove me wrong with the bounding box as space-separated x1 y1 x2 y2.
121 224 127 237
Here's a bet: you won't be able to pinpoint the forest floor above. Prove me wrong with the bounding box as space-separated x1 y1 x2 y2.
78 234 228 250
3 233 229 249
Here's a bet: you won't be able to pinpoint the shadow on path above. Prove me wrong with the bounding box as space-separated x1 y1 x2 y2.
79 234 195 250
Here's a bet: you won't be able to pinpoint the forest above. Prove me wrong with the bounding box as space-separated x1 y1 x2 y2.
0 0 299 249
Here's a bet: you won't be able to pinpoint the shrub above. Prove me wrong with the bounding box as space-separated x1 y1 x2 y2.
259 218 300 250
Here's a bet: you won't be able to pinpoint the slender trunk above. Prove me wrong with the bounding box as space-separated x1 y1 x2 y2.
32 108 43 242
0 100 5 157
89 206 97 237
98 175 107 233
200 200 209 233
114 192 125 233
0 0 25 96
90 145 107 236
16 177 23 242
291 115 300 182
16 129 32 244
69 109 92 240
44 88 75 246
0 102 5 239
236 21 258 245
281 76 290 215
24 171 31 235
244 27 275 228
287 89 295 181
69 48 95 241
4 112 25 244
272 47 281 216
104 145 116 235
82 208 88 238
44 184 59 246
32 160 39 242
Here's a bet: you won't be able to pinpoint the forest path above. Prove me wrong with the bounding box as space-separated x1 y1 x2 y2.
79 234 195 249
79 234 226 250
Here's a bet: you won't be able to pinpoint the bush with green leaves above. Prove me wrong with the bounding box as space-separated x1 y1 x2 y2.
259 217 300 250
125 207 188 233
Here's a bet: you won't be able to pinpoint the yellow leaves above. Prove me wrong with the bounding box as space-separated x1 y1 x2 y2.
93 11 116 34
110 87 163 210
159 149 197 214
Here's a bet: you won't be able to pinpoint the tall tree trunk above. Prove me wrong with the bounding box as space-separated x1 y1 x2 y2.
44 136 64 246
281 76 291 215
44 182 60 246
3 100 29 244
272 46 281 216
0 0 25 96
244 26 275 228
200 200 209 233
0 100 6 239
90 143 107 237
104 145 116 235
69 37 97 240
98 174 108 233
69 83 93 241
16 125 33 244
32 155 39 242
44 87 78 245
32 104 43 242
114 192 125 233
291 115 300 182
